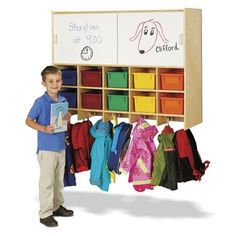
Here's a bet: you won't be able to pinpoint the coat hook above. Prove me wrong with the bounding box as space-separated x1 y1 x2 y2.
112 113 118 125
166 117 169 126
165 116 173 126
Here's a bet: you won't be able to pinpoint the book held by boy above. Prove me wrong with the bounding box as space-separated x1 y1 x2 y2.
50 102 68 133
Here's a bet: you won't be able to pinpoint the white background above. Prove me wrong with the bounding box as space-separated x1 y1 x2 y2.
0 0 235 235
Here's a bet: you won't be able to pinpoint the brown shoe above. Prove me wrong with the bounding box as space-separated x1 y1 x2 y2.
40 215 58 227
53 205 74 217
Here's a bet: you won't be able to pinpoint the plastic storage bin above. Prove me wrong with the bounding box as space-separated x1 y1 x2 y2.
133 72 156 89
107 71 128 88
81 91 102 110
107 92 129 111
160 94 184 114
61 68 77 86
60 90 77 108
133 95 156 113
160 73 184 91
81 70 102 87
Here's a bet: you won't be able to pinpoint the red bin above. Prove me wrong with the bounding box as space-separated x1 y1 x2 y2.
81 91 102 110
81 70 102 87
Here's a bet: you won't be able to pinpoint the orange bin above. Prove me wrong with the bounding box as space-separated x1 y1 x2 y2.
160 73 184 91
160 94 184 115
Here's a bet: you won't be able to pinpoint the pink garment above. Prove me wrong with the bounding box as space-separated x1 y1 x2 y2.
119 118 158 192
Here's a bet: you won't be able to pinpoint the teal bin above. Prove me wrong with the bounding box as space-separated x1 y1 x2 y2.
107 71 128 88
107 92 129 111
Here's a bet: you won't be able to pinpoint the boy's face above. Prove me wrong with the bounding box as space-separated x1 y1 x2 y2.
42 73 62 96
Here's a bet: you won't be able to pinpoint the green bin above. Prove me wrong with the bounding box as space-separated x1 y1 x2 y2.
107 92 129 111
107 71 128 88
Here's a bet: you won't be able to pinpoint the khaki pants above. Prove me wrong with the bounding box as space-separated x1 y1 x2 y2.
37 150 65 219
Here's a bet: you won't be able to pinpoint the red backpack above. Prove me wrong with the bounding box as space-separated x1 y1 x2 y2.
174 129 210 182
71 120 94 173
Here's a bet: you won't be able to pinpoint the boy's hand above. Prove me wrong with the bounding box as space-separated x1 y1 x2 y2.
64 112 71 124
44 125 54 134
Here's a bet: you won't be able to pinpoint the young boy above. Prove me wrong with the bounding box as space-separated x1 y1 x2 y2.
26 66 73 227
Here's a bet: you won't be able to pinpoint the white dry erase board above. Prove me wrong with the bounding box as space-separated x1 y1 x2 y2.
117 11 184 66
52 11 184 66
52 12 117 65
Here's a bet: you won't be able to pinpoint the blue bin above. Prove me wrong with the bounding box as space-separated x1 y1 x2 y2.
60 90 77 108
61 68 77 86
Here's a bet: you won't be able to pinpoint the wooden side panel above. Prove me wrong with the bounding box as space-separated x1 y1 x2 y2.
184 9 202 129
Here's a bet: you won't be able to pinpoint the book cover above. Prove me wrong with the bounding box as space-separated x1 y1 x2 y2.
50 102 69 133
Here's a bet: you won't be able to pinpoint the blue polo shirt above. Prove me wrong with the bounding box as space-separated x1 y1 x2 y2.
27 92 67 154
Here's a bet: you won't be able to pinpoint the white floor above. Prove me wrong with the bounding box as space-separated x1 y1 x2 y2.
2 116 235 235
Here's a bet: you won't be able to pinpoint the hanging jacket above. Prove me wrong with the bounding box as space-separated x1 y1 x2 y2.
151 125 179 190
90 120 113 191
107 122 132 174
71 120 94 173
64 125 76 187
174 129 210 182
119 117 158 192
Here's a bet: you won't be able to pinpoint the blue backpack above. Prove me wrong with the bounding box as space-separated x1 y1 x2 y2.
107 122 133 174
64 125 76 187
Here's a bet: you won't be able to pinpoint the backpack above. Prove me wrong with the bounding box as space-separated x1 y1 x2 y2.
107 122 133 174
64 124 76 187
174 129 210 182
186 129 210 179
71 120 94 173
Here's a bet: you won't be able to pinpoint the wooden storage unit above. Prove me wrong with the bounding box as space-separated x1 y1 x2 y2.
53 9 202 129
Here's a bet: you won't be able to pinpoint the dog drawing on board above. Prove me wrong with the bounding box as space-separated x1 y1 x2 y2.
130 19 169 54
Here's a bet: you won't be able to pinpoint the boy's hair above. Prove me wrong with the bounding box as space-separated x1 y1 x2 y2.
41 65 61 81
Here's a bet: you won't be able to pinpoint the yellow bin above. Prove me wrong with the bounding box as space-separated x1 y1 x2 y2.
133 96 156 113
133 73 156 89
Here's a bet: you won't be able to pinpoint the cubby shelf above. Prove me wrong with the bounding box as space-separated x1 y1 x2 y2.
130 89 156 92
58 64 197 127
157 90 184 93
61 85 77 89
79 86 103 90
104 110 130 114
158 113 184 117
104 88 129 91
